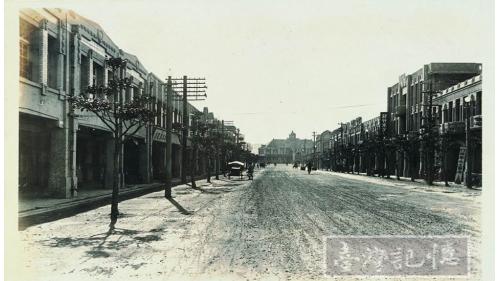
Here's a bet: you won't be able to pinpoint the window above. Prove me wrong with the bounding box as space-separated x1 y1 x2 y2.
133 86 140 99
476 92 482 115
47 35 58 89
125 87 133 102
106 70 113 84
19 40 30 79
92 62 104 86
19 19 36 81
153 102 157 126
80 55 89 92
448 102 453 122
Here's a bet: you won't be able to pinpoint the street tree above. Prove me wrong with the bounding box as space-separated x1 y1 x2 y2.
68 57 155 227
200 122 219 183
188 112 206 188
172 112 217 188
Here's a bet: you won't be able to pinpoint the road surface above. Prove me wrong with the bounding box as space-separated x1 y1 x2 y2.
18 165 481 281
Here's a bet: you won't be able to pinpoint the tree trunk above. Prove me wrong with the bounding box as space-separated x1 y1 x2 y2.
215 148 220 180
110 136 121 226
396 150 400 180
206 154 211 183
442 143 449 186
190 147 197 189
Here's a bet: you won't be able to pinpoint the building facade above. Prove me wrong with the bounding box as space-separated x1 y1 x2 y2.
259 131 314 164
318 130 332 170
18 8 242 198
434 75 482 184
386 63 482 179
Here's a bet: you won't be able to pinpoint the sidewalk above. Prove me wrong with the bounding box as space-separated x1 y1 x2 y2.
315 169 482 197
18 176 206 229
17 176 255 281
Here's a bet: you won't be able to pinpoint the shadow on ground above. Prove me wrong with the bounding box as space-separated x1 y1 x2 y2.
167 197 193 215
41 222 165 259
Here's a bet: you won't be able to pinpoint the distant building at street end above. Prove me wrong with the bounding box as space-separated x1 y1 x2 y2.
259 131 314 164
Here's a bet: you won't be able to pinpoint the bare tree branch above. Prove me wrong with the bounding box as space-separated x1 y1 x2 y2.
124 125 143 140
93 110 115 132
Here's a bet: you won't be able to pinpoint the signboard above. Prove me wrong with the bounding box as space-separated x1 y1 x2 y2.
379 112 388 136
153 129 166 142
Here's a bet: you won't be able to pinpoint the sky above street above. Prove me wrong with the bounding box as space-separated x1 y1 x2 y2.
23 0 493 148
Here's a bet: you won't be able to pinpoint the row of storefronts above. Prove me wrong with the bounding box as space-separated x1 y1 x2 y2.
18 8 242 198
311 63 482 186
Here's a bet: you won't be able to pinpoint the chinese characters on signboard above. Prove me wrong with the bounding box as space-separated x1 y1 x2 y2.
379 112 389 136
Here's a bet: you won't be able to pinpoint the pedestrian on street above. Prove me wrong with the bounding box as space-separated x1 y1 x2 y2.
307 161 312 174
247 163 254 180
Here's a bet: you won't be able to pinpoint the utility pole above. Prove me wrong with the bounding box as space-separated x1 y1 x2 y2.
338 123 344 172
181 76 188 183
302 139 306 165
171 76 207 184
426 81 434 185
215 120 220 180
236 128 240 160
312 131 317 168
421 79 439 185
464 97 472 188
165 77 173 198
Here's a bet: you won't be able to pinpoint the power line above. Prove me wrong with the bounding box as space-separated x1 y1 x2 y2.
228 103 383 116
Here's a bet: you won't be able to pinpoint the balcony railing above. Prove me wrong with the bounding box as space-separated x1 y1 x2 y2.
439 121 465 135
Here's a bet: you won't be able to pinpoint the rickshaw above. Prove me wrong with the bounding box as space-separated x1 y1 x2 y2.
227 161 245 180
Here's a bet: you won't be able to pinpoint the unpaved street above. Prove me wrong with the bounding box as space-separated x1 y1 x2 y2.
18 165 481 281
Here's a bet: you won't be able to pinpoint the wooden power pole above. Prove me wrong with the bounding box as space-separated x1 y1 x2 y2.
171 76 207 184
165 77 173 198
312 131 317 167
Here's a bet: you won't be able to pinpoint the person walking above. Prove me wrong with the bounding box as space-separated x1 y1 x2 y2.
307 161 312 175
247 163 254 180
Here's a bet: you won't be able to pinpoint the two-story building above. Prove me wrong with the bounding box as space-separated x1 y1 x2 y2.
434 75 482 184
19 8 241 199
386 63 482 179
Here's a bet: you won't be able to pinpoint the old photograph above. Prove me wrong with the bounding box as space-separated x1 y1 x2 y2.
4 0 496 280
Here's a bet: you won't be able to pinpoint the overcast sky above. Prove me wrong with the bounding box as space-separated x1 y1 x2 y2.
24 0 492 146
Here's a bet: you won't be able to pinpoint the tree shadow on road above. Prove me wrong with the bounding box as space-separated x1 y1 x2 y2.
166 197 193 215
40 217 163 259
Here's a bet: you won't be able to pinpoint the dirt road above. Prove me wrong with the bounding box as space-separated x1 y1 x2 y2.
18 165 481 281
